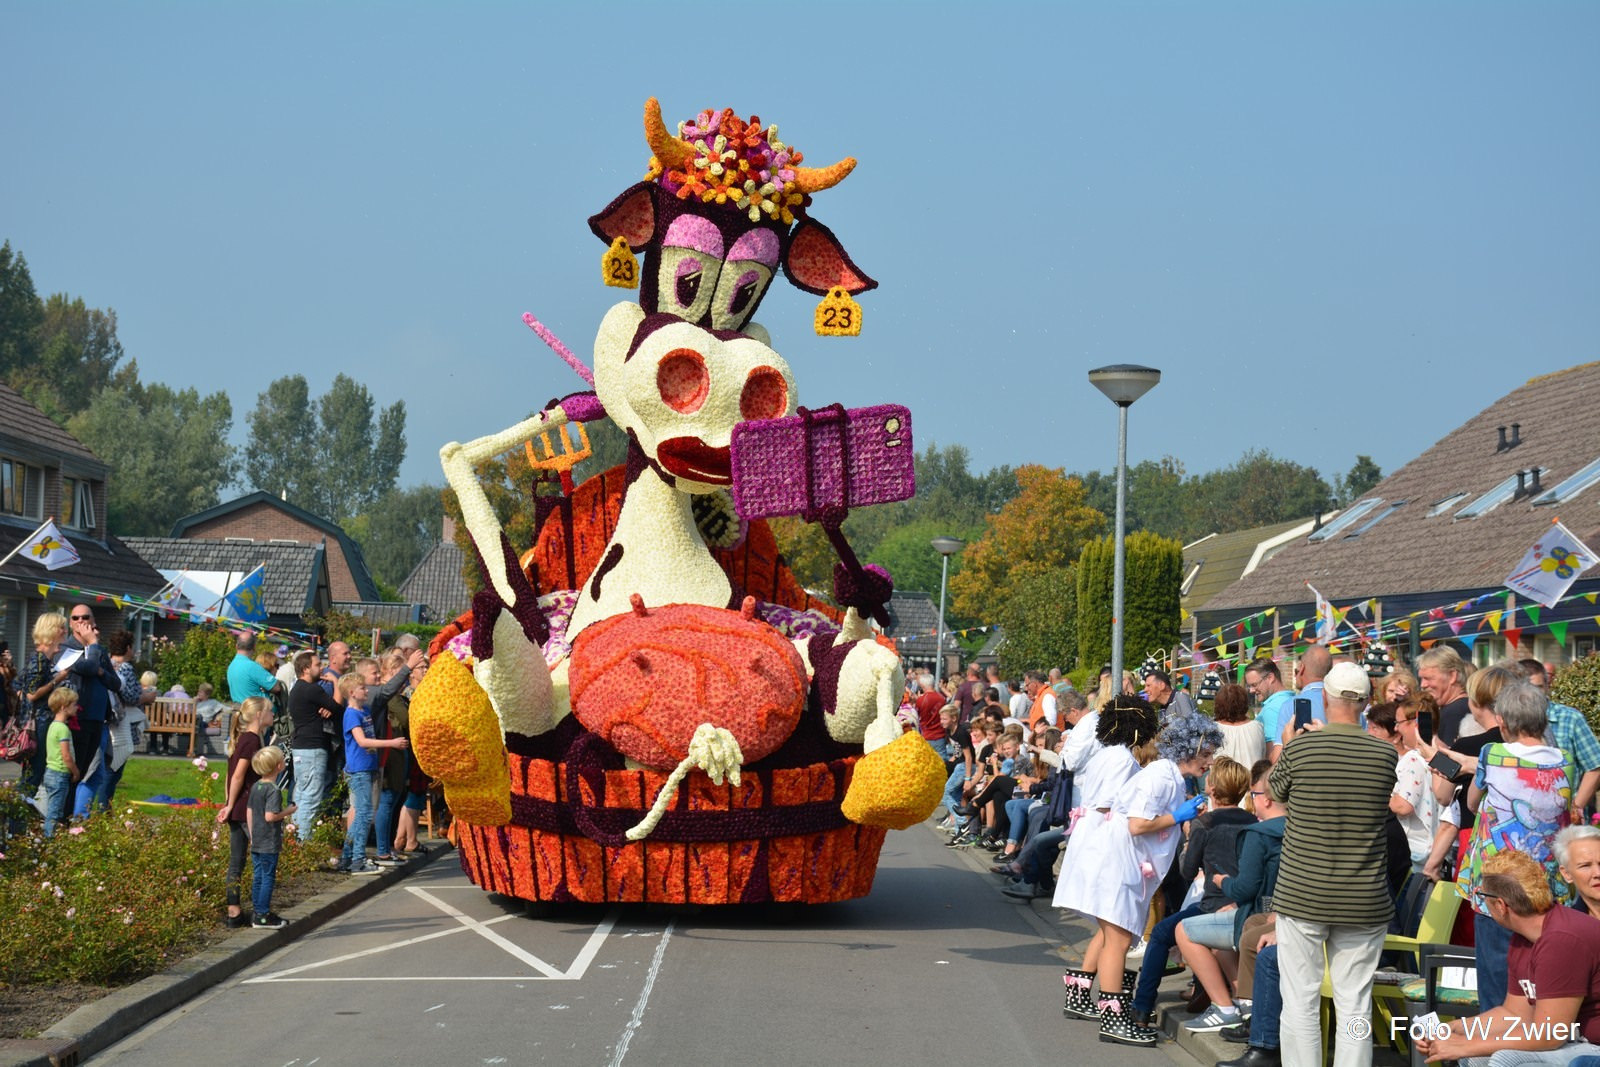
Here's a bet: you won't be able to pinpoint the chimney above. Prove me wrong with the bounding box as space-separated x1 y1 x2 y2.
441 516 457 540
1509 423 1522 449
1311 510 1323 532
1513 470 1528 500
1496 426 1509 452
1529 468 1542 495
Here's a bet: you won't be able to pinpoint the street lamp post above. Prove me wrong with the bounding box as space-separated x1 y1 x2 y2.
931 536 965 680
1088 364 1161 693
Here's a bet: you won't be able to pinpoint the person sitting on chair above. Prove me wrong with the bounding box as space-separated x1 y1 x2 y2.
1416 848 1600 1066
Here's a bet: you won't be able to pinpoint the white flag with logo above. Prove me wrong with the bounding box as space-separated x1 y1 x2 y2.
25 520 80 571
1505 521 1598 608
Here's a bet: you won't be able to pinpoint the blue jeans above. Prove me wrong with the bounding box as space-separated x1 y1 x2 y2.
1249 944 1282 1049
341 770 377 868
72 722 110 817
1019 826 1065 887
42 768 71 837
1475 909 1512 1013
291 748 328 842
1132 903 1203 1013
375 787 404 858
251 851 279 916
943 764 967 812
1004 797 1034 843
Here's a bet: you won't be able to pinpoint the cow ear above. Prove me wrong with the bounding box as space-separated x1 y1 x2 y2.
782 219 877 296
588 183 659 251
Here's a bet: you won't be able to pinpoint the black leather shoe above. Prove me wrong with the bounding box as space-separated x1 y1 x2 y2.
1129 1009 1156 1027
1221 1022 1251 1043
1217 1047 1280 1067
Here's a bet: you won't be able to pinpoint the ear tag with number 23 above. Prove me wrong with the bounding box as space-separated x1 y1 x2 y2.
601 236 639 289
814 286 862 337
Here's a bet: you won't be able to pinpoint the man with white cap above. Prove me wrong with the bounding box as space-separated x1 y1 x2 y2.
1267 661 1397 1067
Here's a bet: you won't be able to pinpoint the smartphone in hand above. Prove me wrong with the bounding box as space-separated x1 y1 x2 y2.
1293 697 1313 732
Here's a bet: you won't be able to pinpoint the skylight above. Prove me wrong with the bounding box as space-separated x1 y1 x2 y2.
1345 500 1407 538
1427 492 1471 517
1534 455 1600 506
1455 469 1549 519
1308 498 1383 542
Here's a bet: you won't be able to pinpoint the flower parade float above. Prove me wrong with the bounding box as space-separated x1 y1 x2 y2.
411 99 946 906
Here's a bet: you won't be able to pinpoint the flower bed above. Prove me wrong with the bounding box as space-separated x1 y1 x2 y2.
0 765 348 1038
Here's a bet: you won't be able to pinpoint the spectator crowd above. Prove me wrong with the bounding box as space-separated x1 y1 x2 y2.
912 644 1600 1067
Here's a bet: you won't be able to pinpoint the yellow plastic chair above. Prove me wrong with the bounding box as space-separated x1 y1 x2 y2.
1318 879 1465 1061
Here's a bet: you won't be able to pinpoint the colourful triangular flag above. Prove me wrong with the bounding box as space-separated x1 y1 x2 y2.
1550 621 1569 646
1525 605 1541 626
1486 610 1503 634
1504 628 1522 649
1448 618 1465 635
1459 634 1478 652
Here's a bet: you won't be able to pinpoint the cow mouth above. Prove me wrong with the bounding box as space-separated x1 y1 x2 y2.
656 437 731 484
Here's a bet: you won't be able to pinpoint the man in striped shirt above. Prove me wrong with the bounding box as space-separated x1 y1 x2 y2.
1268 661 1397 1067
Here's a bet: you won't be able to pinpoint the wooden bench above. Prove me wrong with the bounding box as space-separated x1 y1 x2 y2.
147 697 200 755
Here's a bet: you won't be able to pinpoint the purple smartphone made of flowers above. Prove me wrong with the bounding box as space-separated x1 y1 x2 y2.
728 403 915 522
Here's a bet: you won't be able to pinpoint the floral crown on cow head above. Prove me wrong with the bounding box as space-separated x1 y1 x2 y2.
589 99 876 337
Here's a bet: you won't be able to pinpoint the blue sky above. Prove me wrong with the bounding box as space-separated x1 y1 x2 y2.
4 2 1596 501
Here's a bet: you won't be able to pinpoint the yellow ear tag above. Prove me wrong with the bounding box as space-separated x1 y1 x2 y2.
601 236 639 289
814 287 862 336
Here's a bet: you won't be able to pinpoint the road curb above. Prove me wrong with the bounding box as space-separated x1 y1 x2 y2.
0 843 454 1067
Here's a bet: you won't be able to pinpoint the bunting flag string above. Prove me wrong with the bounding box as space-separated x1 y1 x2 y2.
4 573 321 642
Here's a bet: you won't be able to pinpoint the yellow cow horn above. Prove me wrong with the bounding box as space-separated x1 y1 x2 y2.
791 157 858 194
643 98 695 170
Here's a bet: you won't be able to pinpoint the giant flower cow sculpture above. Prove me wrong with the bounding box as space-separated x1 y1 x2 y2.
411 99 944 905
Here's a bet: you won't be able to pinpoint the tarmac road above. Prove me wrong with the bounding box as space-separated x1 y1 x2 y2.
90 827 1207 1067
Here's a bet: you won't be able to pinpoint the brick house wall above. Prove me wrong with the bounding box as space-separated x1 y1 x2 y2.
182 501 367 602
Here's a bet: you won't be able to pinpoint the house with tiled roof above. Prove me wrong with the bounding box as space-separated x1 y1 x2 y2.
0 382 172 652
122 537 332 631
398 518 469 625
168 491 380 603
884 590 960 675
1181 517 1322 618
1200 362 1600 666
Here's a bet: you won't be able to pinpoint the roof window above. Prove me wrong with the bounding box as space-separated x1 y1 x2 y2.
1427 491 1471 517
1456 469 1549 519
1308 499 1383 542
1533 455 1600 506
1345 500 1407 538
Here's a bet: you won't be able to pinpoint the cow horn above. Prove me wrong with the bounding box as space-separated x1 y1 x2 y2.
644 98 695 170
791 157 857 194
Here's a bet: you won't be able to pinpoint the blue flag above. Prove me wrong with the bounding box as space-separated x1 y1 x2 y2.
222 565 267 622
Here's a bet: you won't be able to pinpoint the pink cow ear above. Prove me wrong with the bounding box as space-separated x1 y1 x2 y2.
782 219 878 296
588 183 659 251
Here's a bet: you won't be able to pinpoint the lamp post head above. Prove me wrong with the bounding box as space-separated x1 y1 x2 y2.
1088 364 1161 407
931 536 965 557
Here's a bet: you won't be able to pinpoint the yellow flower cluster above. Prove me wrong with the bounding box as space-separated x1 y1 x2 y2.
410 650 511 827
840 729 946 830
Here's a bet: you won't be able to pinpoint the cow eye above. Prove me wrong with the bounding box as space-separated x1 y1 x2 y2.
655 247 721 325
710 262 773 332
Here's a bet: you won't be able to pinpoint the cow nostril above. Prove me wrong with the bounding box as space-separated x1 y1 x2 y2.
741 366 788 422
658 348 710 414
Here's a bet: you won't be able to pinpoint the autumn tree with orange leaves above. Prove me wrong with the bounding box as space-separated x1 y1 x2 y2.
940 463 1107 630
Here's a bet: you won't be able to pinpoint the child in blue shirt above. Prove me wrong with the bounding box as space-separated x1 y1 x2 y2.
339 672 408 875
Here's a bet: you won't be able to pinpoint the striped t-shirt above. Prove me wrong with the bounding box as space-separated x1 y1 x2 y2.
1268 722 1399 927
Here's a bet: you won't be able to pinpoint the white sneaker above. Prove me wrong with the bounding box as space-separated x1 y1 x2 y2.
1126 938 1147 960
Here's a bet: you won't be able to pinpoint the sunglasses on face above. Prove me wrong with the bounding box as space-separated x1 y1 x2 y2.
71 615 92 622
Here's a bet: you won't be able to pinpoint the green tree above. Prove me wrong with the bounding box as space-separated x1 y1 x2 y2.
1187 449 1331 536
0 241 43 381
68 380 237 535
997 562 1077 676
244 374 406 522
346 484 447 590
13 295 131 421
1080 456 1194 542
1076 530 1183 673
1334 455 1384 506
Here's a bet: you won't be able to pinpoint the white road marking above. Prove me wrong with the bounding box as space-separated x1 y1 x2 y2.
607 919 674 1067
246 888 618 983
